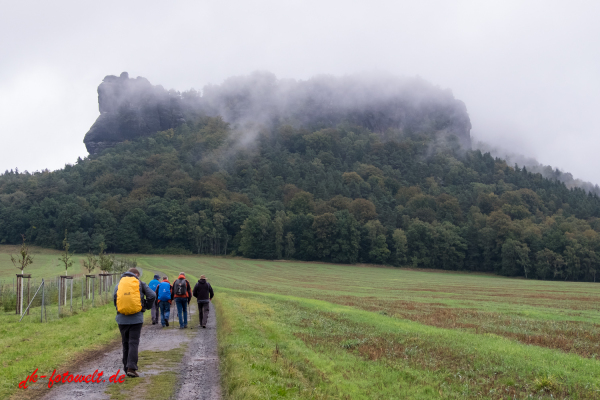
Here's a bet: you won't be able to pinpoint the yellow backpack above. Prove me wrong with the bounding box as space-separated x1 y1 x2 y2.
116 276 142 315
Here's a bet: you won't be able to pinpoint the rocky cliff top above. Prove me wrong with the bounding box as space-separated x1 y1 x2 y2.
83 72 185 154
84 72 471 154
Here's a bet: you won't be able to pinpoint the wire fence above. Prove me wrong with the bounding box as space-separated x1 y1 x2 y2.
0 274 120 323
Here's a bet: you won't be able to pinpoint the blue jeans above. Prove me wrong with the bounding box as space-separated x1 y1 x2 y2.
159 301 170 327
175 298 188 327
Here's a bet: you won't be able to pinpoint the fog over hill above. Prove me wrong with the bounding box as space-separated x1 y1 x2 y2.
84 71 472 154
474 140 600 196
83 71 599 196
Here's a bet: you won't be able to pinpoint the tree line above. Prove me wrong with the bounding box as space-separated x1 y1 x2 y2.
2 116 600 281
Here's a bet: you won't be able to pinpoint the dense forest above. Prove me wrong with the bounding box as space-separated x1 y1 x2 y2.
2 73 600 282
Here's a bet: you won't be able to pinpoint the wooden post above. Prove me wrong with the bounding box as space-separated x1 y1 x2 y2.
16 275 21 315
59 276 73 309
26 276 30 315
86 275 96 299
59 276 64 307
69 277 73 312
58 278 61 315
99 274 110 303
15 274 31 315
41 280 45 323
91 275 95 307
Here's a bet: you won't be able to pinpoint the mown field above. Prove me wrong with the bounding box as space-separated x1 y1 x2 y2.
2 250 600 399
138 256 600 399
0 245 87 281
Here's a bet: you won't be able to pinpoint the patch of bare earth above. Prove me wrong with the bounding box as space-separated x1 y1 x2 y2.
318 295 600 358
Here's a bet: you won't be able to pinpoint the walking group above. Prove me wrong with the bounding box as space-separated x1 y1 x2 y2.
113 268 214 377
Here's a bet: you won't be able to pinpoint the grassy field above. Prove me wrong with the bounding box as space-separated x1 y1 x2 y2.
1 252 600 398
0 245 87 280
135 256 600 399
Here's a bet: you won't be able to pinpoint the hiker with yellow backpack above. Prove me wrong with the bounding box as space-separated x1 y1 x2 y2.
113 268 156 378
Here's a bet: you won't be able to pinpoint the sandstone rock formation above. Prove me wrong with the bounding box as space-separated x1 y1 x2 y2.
84 71 471 154
83 72 185 154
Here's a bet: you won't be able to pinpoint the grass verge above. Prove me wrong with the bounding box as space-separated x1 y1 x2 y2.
2 303 120 399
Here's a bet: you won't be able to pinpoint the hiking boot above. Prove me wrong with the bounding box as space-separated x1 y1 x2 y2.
126 369 139 378
166 320 169 327
202 325 206 329
152 322 156 325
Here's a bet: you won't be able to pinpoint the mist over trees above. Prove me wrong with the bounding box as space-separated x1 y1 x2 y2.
84 72 472 154
475 140 600 196
3 72 600 282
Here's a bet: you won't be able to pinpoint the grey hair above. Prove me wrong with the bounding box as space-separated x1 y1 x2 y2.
179 272 185 276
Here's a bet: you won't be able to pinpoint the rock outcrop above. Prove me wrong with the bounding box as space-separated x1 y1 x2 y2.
84 72 185 154
84 71 471 154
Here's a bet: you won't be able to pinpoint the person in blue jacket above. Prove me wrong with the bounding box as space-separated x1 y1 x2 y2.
155 277 173 327
148 274 161 325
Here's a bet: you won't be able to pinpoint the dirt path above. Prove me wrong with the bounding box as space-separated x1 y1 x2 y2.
174 301 221 400
33 301 221 400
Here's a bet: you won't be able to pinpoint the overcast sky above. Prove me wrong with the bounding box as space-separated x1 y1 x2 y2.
1 0 599 183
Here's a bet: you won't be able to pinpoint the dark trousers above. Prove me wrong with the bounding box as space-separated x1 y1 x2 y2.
198 301 210 326
118 323 143 371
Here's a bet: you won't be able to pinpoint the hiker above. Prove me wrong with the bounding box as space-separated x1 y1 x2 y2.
113 268 156 378
156 276 172 327
148 274 161 325
173 272 192 329
192 274 214 328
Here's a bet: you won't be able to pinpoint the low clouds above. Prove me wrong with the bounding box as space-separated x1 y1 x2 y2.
1 1 599 183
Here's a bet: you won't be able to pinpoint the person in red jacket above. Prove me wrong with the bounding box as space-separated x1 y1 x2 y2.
172 272 192 329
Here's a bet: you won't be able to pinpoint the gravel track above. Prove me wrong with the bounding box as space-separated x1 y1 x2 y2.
34 282 221 400
174 302 221 400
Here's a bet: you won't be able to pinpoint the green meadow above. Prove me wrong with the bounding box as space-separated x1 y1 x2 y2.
0 245 87 280
136 256 600 399
1 250 600 398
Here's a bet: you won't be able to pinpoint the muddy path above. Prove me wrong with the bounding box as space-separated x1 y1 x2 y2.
31 300 221 400
174 301 221 400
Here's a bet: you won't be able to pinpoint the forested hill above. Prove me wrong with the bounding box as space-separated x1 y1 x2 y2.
2 74 600 282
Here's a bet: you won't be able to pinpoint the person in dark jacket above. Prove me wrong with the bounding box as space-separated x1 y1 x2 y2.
173 272 192 329
113 268 156 378
192 275 214 328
